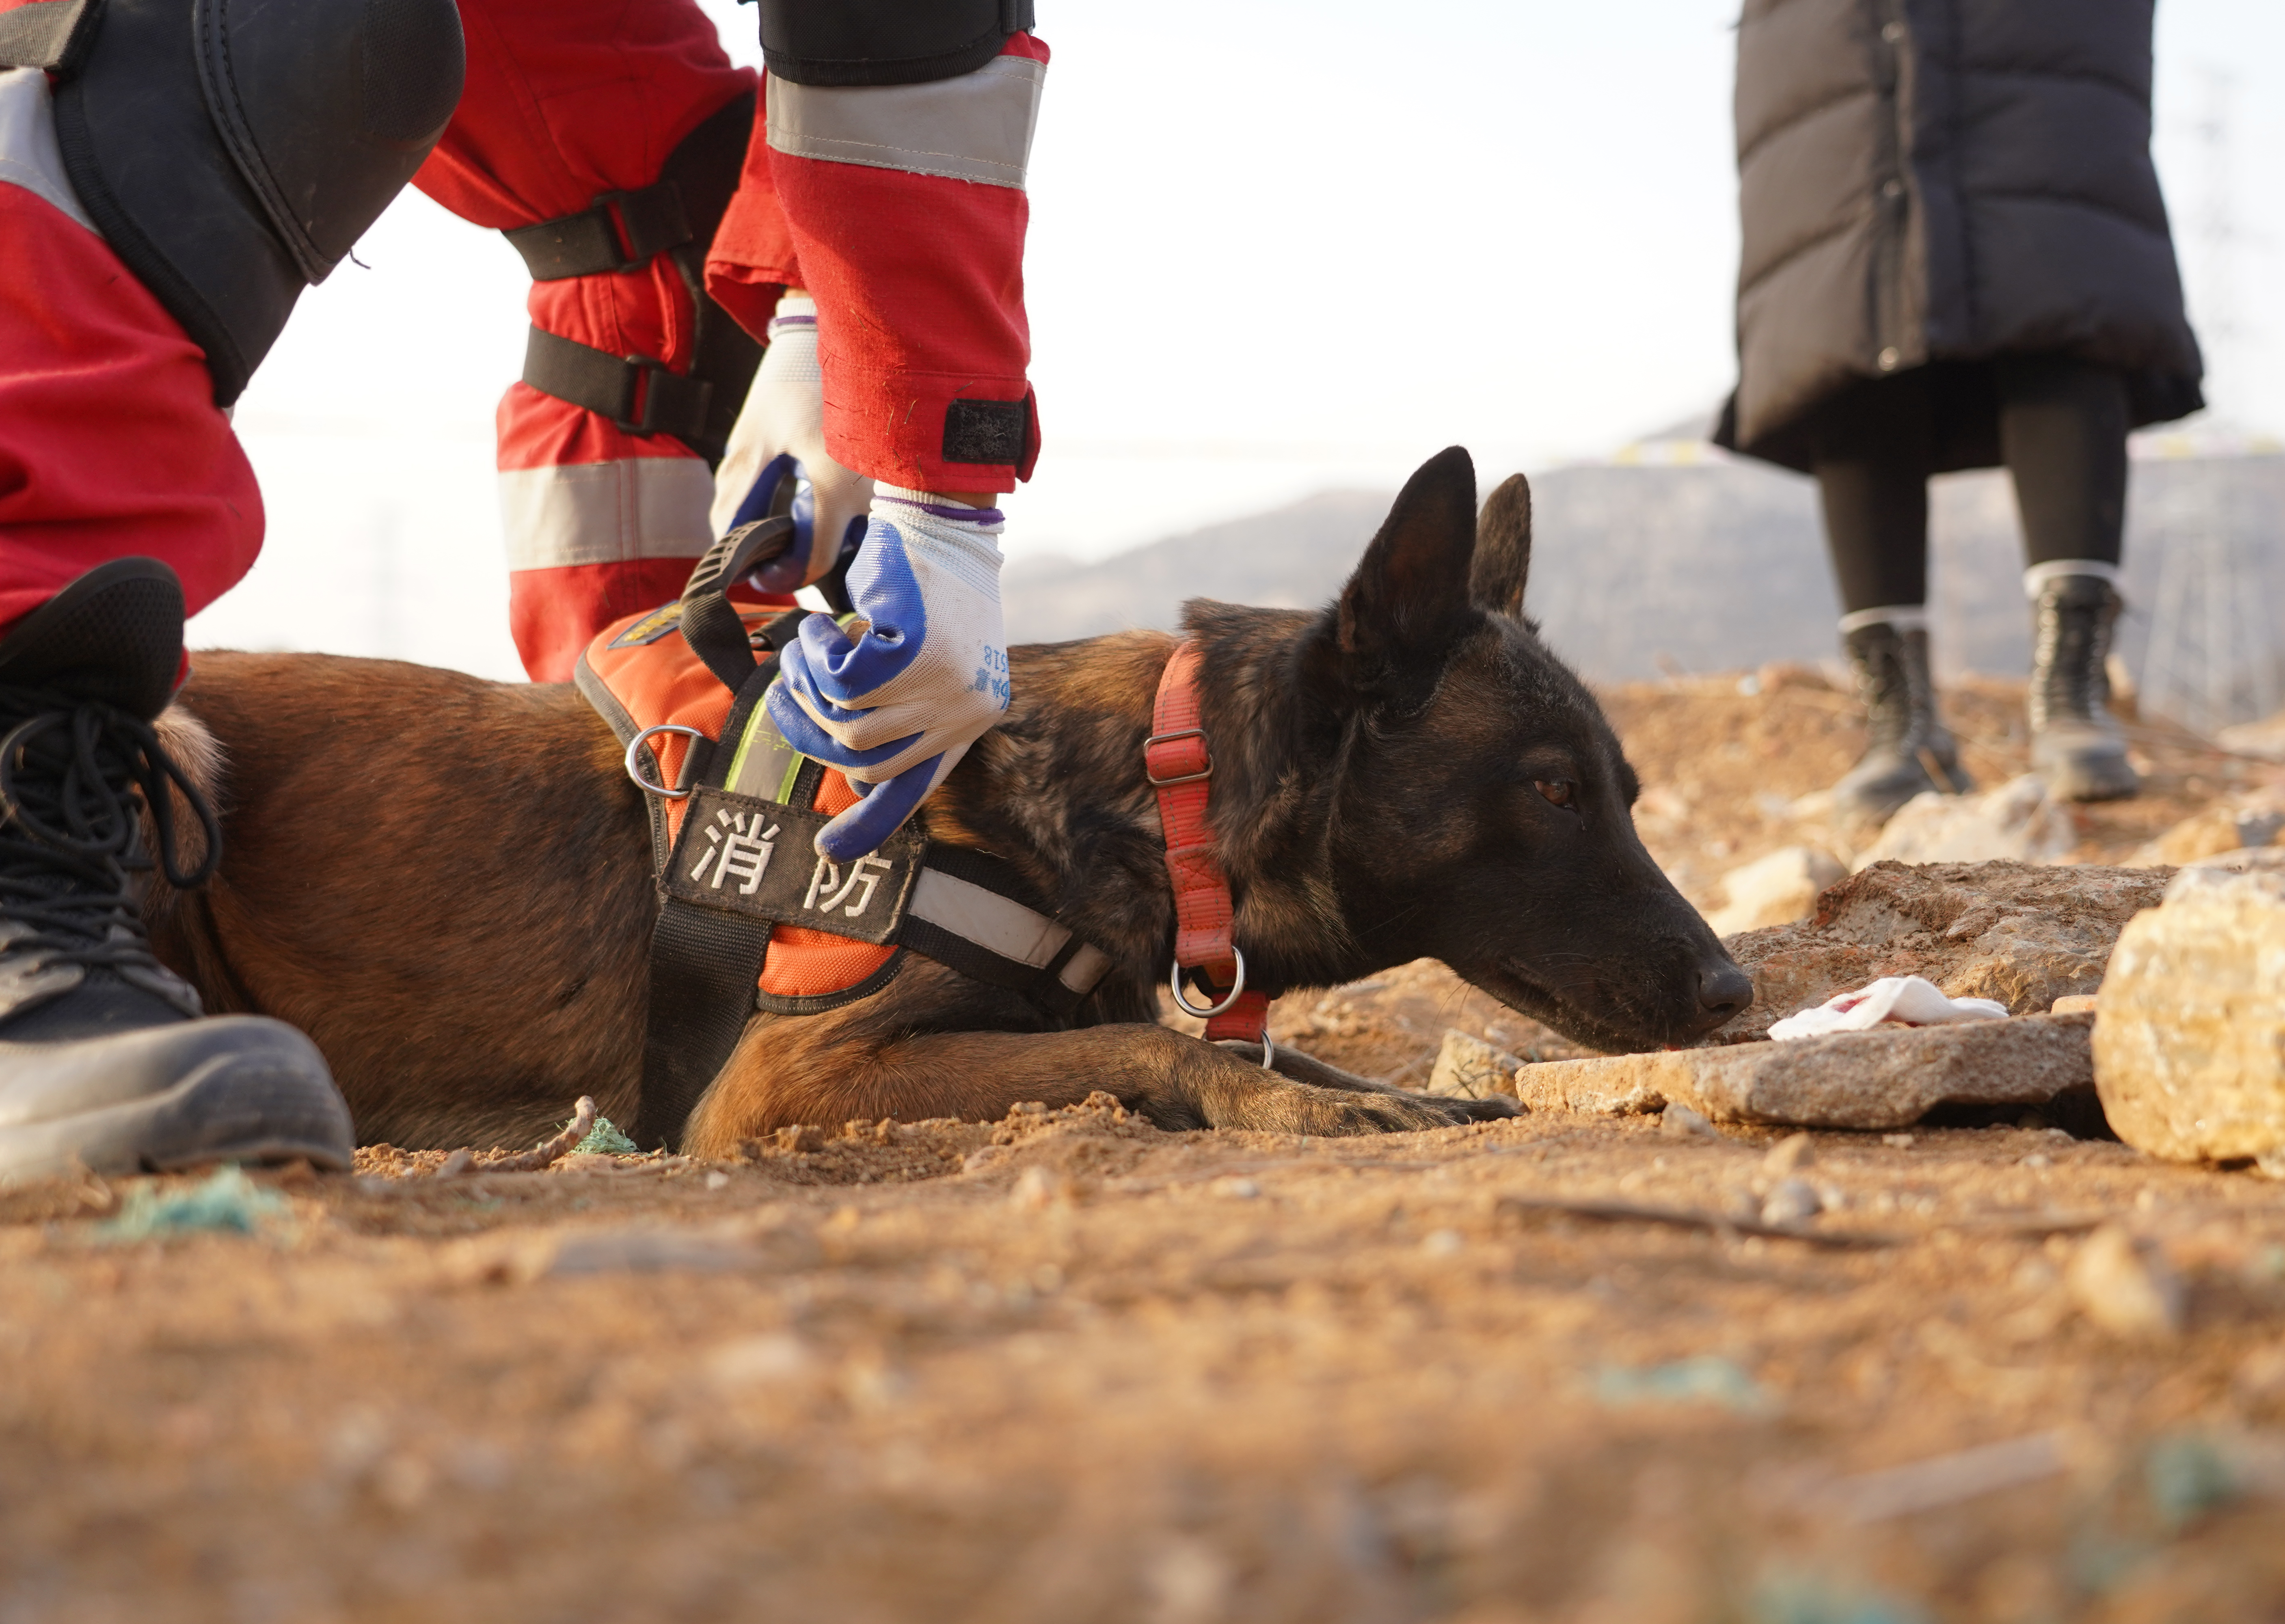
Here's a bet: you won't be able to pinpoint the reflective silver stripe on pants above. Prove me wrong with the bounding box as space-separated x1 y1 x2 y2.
497 457 713 572
0 68 95 231
907 867 1067 966
765 56 1045 190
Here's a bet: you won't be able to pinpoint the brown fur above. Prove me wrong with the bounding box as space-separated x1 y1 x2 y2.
145 451 1747 1153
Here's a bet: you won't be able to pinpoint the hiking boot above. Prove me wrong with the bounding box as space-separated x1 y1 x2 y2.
0 559 352 1184
1831 618 1971 823
2028 571 2138 802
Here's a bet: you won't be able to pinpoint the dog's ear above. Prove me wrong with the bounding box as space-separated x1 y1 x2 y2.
1471 473 1531 616
1337 446 1478 669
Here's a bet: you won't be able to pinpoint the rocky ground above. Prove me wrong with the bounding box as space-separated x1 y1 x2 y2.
5 677 2284 1624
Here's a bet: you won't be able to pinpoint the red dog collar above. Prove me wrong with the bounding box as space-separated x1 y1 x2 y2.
1146 641 1272 1053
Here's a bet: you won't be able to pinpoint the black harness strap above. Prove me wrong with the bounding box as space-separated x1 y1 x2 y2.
633 900 772 1151
511 90 762 466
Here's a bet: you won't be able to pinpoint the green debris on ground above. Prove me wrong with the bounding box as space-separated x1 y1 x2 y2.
572 1114 641 1157
96 1166 290 1242
1591 1355 1773 1414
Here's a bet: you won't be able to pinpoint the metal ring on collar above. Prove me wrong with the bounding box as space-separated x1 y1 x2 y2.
625 723 708 799
1168 948 1247 1019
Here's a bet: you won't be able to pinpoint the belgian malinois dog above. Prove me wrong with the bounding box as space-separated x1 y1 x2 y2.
146 448 1751 1155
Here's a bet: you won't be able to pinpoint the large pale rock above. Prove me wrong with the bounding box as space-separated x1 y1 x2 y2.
1707 845 1847 936
1853 775 2076 871
1512 1013 2093 1130
2126 793 2285 868
1717 861 2170 1041
2093 868 2285 1163
1425 1029 1521 1099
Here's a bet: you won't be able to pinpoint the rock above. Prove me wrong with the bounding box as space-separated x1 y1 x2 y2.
1759 1177 1821 1226
1853 775 2076 870
2127 792 2285 867
1425 1029 1522 1099
2051 993 2099 1015
1762 1132 1814 1175
1716 860 2170 1042
1708 845 1848 936
1512 1013 2094 1131
2092 866 2285 1164
2067 1223 2185 1339
2217 708 2285 762
1659 1102 1719 1140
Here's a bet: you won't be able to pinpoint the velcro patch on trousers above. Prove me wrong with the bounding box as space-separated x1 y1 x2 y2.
662 786 922 946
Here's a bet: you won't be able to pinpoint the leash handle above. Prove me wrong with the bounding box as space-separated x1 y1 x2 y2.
1147 641 1270 1050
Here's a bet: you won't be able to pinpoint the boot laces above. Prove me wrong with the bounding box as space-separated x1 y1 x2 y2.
2032 584 2116 729
0 691 220 980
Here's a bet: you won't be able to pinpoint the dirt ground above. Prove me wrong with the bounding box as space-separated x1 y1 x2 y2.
6 677 2285 1624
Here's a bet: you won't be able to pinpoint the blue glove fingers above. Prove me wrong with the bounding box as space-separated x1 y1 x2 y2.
813 754 943 861
797 520 927 702
765 673 926 775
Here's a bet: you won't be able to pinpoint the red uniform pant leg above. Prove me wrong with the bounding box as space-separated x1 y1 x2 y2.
410 0 760 682
738 34 1047 496
0 83 259 636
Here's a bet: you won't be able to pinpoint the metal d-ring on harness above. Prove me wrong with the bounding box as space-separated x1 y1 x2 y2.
1166 946 1274 1069
625 724 707 799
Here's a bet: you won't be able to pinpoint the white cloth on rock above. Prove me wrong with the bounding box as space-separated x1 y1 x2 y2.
1767 975 2007 1041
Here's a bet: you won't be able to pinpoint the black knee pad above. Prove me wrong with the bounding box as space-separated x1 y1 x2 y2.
759 0 1036 86
48 0 463 406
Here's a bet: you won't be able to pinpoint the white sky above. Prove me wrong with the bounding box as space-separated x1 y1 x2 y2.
201 0 2285 678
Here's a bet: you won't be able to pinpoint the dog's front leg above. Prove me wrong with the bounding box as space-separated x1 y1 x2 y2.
1213 1040 1518 1118
684 1021 1510 1152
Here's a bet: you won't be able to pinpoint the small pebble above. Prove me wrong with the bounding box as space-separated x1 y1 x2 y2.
2067 1223 2184 1339
1762 1133 1814 1175
1660 1103 1719 1140
1422 1228 1464 1257
434 1148 474 1179
1882 1134 1916 1148
704 1170 730 1191
1210 1177 1261 1200
1759 1177 1821 1227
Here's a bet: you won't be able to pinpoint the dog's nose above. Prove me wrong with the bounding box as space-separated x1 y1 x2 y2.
1697 960 1754 1021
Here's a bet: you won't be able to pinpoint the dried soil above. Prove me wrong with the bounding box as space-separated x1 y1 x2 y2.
7 680 2285 1624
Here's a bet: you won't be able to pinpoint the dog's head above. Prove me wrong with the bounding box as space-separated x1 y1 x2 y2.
1246 446 1752 1051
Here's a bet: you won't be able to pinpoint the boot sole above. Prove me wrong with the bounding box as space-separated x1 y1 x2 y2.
0 1044 354 1186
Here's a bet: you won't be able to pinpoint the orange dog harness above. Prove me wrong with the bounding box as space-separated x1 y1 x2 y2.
575 520 1114 1148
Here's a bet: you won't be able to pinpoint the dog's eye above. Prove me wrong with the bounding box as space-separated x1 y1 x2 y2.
1535 780 1576 809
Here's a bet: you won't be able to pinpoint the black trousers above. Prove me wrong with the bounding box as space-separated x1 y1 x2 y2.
1812 355 2129 615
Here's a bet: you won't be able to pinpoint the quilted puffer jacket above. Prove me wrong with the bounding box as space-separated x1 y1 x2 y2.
1715 0 2203 473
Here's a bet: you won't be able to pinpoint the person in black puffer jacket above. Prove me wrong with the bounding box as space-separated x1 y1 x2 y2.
1714 0 2204 818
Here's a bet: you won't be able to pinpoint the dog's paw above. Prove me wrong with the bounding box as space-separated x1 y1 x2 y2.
1234 1081 1500 1137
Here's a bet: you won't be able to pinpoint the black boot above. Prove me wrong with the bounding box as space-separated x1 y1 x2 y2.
0 559 352 1183
2028 573 2138 802
1832 619 1971 823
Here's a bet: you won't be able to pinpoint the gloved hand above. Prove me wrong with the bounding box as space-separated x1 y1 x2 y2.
708 292 873 593
766 489 1012 860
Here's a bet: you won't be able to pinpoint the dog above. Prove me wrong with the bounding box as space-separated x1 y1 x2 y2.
145 447 1752 1155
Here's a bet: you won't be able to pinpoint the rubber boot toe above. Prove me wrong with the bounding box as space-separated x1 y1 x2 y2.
0 1017 351 1183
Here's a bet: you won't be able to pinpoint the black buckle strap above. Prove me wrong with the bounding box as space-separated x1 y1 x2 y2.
522 327 714 443
509 91 763 465
503 182 693 282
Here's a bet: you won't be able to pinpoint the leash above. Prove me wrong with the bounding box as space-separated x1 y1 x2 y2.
1145 641 1274 1065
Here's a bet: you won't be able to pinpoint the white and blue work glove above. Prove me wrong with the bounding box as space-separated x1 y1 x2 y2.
708 292 873 593
766 490 1012 861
